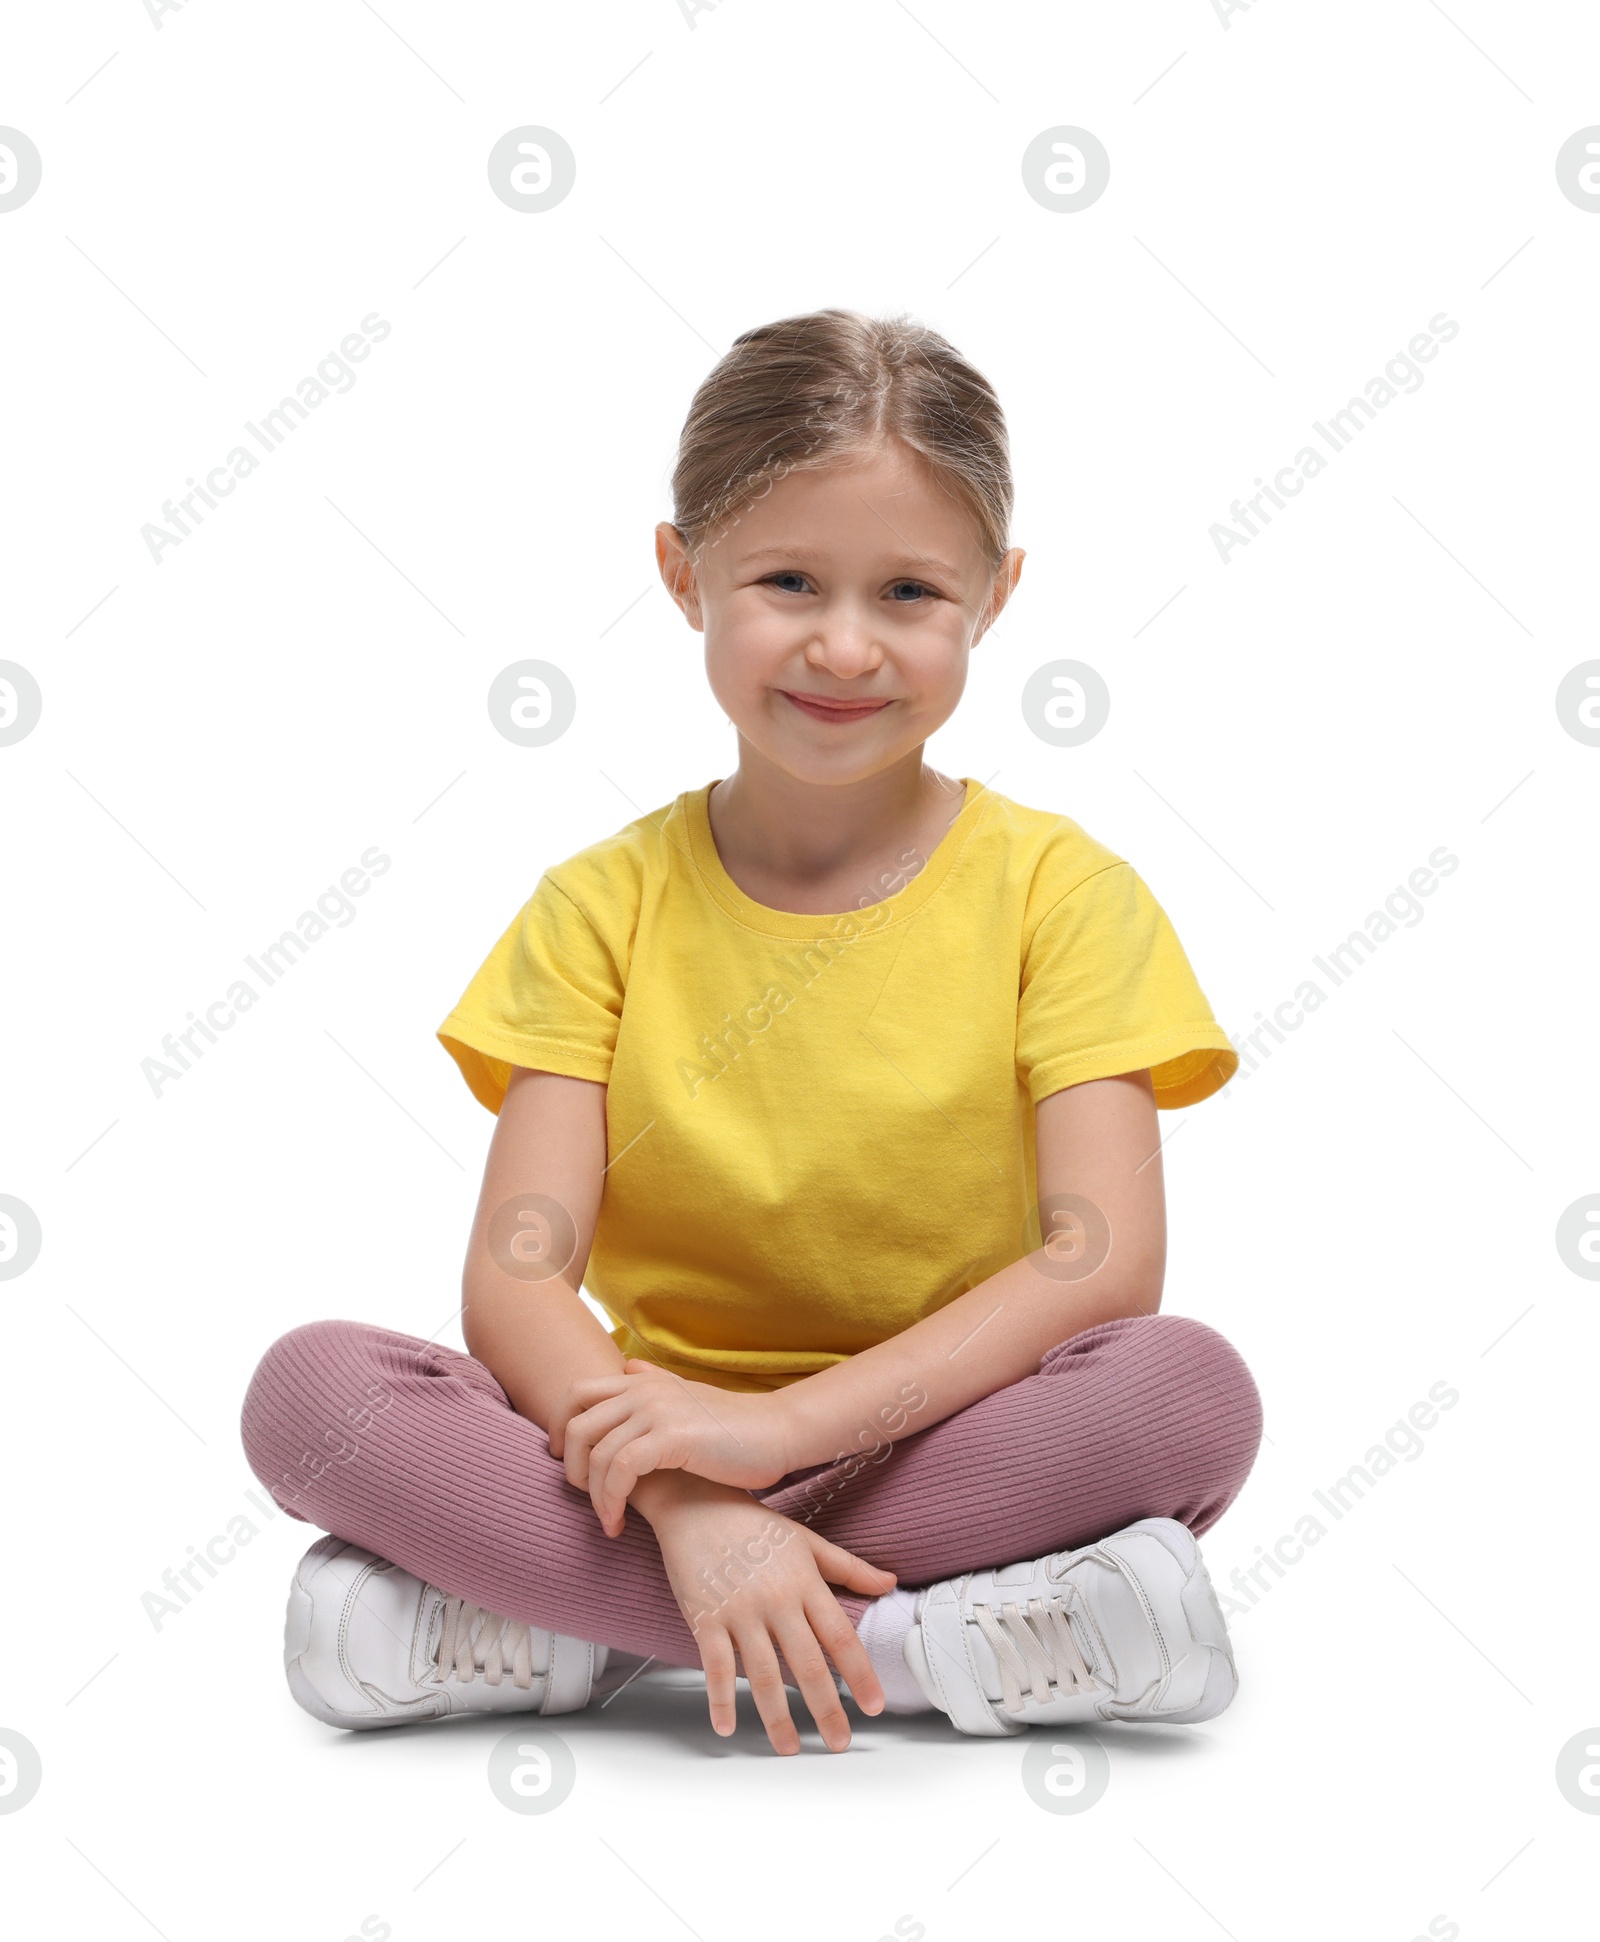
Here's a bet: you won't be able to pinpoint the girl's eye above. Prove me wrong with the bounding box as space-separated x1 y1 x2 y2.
761 572 938 601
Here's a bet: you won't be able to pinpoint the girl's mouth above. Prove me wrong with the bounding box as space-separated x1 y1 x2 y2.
779 691 894 724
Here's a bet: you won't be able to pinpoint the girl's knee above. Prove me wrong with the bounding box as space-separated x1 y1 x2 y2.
1041 1310 1263 1476
1030 1313 1263 1535
1145 1314 1263 1498
1046 1309 1252 1388
243 1317 384 1413
239 1319 394 1489
1151 1312 1258 1400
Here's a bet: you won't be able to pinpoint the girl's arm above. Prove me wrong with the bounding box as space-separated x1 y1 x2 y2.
459 1065 629 1436
770 1068 1167 1474
461 1066 769 1523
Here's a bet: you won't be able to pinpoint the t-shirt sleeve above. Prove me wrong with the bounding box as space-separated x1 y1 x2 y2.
1017 860 1237 1110
437 870 627 1113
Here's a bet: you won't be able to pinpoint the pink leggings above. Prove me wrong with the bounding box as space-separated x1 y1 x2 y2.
239 1313 1262 1672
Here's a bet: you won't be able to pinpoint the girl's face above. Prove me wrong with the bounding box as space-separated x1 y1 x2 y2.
656 438 1024 787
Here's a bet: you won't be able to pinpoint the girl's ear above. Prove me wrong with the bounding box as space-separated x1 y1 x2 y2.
655 521 705 629
973 546 1025 644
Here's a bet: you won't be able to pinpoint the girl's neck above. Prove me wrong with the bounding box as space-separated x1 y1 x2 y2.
706 747 967 917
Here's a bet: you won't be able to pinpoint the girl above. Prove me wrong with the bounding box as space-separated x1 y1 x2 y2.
241 308 1262 1755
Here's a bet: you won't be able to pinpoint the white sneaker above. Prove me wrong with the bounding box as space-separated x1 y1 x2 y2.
902 1517 1237 1737
284 1536 609 1730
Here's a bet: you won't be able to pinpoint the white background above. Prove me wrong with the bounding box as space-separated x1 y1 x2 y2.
4 0 1598 1936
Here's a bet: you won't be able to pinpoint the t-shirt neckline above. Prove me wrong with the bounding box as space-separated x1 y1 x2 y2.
684 775 988 936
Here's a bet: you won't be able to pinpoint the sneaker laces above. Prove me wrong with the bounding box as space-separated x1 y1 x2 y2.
428 1596 538 1691
973 1594 1102 1715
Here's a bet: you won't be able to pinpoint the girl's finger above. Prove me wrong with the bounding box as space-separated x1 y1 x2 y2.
694 1622 739 1737
585 1425 658 1533
772 1611 852 1752
568 1374 631 1405
582 1421 648 1522
807 1536 899 1596
561 1394 639 1490
598 1435 660 1535
803 1589 886 1719
730 1624 800 1757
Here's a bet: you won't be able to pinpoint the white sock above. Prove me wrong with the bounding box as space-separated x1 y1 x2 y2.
856 1586 932 1715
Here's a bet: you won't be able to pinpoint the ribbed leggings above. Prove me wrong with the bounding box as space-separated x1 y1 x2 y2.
239 1313 1261 1671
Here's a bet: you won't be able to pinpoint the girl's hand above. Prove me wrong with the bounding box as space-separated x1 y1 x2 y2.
639 1473 896 1754
553 1359 793 1535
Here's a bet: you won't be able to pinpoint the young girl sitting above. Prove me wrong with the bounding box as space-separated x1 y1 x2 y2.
241 306 1262 1755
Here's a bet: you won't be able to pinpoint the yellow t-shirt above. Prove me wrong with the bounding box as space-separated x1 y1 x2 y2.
437 777 1237 1394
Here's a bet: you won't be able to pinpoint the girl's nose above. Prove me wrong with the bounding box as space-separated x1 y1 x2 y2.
805 603 884 676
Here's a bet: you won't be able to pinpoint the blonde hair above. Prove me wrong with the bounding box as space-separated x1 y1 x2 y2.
670 307 1012 569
